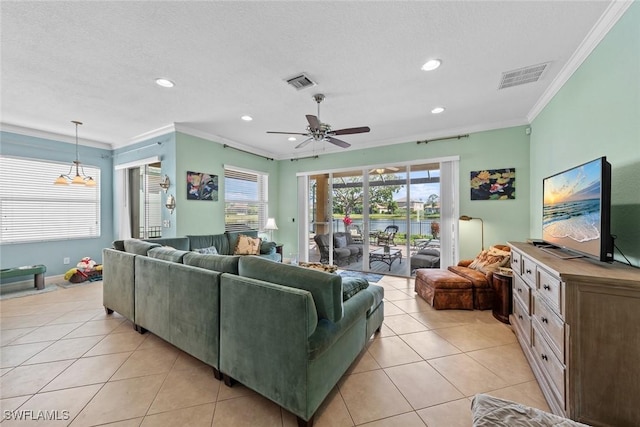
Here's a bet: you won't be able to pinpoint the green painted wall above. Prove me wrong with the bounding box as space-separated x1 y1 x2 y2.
530 2 640 266
174 132 280 236
277 125 531 260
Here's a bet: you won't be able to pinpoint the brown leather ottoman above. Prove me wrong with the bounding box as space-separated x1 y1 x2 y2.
415 269 474 310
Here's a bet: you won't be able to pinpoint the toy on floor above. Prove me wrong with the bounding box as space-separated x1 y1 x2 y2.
64 257 103 283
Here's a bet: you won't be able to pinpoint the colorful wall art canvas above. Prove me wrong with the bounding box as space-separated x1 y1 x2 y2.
470 168 515 200
187 171 218 201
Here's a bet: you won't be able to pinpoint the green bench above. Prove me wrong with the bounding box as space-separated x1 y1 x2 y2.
0 265 47 290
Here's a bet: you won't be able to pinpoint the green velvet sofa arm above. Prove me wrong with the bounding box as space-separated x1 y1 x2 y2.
219 272 370 423
102 248 135 322
135 256 221 370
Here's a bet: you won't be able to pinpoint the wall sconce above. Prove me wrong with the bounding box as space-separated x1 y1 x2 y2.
165 194 176 214
159 175 170 193
459 215 484 250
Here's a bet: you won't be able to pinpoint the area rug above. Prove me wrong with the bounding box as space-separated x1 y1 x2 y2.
0 283 59 300
338 270 383 283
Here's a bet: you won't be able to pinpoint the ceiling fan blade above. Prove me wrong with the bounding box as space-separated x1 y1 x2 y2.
306 115 321 132
332 126 370 135
266 131 309 135
326 136 351 148
388 166 400 171
295 138 313 149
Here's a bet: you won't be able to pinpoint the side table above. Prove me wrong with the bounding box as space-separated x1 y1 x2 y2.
491 271 512 324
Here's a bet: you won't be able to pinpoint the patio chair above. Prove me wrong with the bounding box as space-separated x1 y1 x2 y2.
376 225 399 246
349 224 364 244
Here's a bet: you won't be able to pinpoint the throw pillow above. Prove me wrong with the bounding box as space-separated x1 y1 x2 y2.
334 235 348 248
196 245 218 255
341 277 369 301
234 234 262 255
468 246 511 274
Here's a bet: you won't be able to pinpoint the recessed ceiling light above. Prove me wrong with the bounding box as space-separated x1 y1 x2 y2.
421 59 441 71
431 107 445 114
288 137 297 141
241 115 253 121
155 78 175 88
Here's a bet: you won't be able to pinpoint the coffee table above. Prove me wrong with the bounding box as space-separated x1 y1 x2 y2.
369 247 402 271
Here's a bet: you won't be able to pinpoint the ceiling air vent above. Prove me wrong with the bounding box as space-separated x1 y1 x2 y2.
286 73 317 90
498 62 550 89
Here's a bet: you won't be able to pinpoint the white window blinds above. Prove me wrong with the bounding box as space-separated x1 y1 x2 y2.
224 167 268 232
0 156 101 243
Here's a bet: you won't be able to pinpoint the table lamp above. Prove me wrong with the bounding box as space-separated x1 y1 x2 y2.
264 218 278 242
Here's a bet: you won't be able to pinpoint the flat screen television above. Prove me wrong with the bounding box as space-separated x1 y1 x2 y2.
542 157 613 262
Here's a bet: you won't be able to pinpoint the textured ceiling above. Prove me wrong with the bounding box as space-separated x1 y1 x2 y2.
0 1 626 159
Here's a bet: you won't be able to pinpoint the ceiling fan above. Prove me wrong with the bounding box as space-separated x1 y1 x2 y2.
267 94 370 149
369 166 400 175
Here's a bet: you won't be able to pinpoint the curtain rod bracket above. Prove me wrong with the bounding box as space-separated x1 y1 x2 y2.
223 144 274 161
417 134 469 144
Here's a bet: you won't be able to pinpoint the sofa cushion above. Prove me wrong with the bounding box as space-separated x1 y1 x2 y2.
112 240 125 251
186 234 213 251
234 234 262 255
147 247 189 263
334 235 348 248
366 284 384 314
143 237 190 251
341 277 369 301
238 256 343 323
227 230 258 254
260 240 277 255
196 245 219 255
468 246 511 274
183 252 240 274
123 239 161 255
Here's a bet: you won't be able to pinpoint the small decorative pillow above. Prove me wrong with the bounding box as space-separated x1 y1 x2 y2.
334 235 348 248
234 234 262 255
469 246 511 274
341 277 369 301
196 246 218 255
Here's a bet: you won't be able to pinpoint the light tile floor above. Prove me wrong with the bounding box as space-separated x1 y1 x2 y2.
0 276 550 426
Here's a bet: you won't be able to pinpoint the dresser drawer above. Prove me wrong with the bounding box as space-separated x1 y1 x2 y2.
538 267 563 315
522 256 537 287
532 326 566 406
510 250 522 275
513 273 531 314
533 293 565 363
512 297 531 346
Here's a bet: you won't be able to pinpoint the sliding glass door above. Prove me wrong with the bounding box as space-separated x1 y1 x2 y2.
300 158 457 277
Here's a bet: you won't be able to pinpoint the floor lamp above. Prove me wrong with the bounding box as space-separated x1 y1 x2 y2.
459 215 484 250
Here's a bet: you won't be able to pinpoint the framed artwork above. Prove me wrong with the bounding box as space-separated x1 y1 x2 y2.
187 171 218 201
470 168 515 200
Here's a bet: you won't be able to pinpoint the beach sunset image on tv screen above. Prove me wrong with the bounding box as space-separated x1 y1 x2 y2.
543 158 603 256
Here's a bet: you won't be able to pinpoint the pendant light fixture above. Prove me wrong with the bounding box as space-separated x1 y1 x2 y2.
54 121 96 187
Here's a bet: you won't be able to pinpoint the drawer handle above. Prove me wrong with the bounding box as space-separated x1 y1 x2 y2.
541 353 548 361
526 269 532 274
541 316 548 324
517 288 522 293
518 315 523 320
543 284 551 291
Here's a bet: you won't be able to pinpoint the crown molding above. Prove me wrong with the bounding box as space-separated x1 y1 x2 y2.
174 124 279 160
527 0 633 122
0 122 112 149
125 124 176 146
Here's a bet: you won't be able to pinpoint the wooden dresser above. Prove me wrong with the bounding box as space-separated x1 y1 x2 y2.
508 242 640 427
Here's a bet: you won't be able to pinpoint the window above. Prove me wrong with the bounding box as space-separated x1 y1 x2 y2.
0 156 101 243
224 166 268 232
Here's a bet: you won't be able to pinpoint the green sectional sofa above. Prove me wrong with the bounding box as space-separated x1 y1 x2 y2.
101 238 384 426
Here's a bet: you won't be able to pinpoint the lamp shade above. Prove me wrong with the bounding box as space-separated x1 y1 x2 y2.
264 218 278 231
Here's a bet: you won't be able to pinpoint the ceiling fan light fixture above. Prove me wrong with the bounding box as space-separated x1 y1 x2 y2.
288 137 297 141
375 168 385 174
155 78 175 88
241 115 253 121
421 59 442 71
431 107 446 114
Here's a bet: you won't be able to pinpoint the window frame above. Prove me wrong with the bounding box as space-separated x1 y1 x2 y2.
0 155 101 244
224 165 269 233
